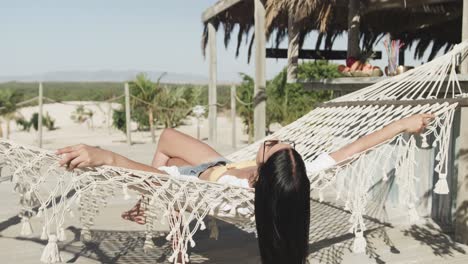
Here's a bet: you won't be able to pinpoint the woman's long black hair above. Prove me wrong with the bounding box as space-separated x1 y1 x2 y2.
254 148 310 264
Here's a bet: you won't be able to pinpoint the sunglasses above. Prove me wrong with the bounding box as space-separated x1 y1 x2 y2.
262 139 296 163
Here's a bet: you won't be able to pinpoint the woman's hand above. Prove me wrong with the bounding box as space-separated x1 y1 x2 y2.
56 144 115 170
330 113 436 163
396 113 435 134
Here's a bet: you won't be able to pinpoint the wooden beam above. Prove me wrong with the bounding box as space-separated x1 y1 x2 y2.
267 49 382 60
254 0 266 141
317 97 468 108
364 0 460 12
347 0 361 59
202 0 244 23
208 22 218 144
287 11 300 83
301 74 468 92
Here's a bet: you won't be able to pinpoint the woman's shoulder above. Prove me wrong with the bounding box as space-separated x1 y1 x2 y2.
305 153 336 175
226 160 257 169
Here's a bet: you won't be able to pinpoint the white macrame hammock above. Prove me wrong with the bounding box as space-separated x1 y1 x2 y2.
1 41 468 264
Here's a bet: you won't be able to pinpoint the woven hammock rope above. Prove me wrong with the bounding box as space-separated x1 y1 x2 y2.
1 41 468 263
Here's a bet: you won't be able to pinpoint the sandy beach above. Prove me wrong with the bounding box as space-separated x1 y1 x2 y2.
1 102 468 263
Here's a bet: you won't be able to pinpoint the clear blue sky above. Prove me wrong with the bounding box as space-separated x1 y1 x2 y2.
0 0 425 82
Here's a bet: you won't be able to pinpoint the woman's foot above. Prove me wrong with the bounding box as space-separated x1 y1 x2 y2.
121 199 146 225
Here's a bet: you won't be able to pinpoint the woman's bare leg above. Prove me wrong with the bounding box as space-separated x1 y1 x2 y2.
122 157 192 224
166 157 191 167
124 129 218 225
152 128 223 167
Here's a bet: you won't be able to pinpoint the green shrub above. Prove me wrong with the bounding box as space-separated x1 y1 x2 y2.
112 108 127 133
15 117 31 131
71 105 93 124
29 112 56 131
237 61 340 136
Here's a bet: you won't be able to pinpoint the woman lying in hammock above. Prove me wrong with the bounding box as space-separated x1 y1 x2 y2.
57 113 433 264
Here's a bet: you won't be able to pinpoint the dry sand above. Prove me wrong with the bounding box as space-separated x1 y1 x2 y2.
0 102 467 263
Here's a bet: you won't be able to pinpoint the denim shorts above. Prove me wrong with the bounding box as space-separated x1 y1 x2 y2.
178 157 231 177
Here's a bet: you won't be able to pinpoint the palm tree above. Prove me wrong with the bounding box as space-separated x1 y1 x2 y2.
131 72 166 143
0 90 20 139
155 86 189 128
236 73 255 143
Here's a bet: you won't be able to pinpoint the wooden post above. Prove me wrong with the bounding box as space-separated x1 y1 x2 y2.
231 85 237 149
455 107 468 244
462 0 468 73
455 0 468 244
287 11 299 83
149 108 155 143
399 47 405 66
254 0 266 141
208 22 218 144
124 83 132 145
38 82 43 148
347 0 361 59
107 99 112 134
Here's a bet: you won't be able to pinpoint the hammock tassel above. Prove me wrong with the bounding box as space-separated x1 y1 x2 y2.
40 226 48 240
421 135 429 148
80 228 92 242
229 205 237 215
40 235 62 264
434 174 449 194
58 227 66 242
209 218 219 240
166 231 173 241
36 207 44 218
352 231 366 254
189 237 196 248
200 221 206 231
143 235 155 253
20 216 33 236
122 184 131 200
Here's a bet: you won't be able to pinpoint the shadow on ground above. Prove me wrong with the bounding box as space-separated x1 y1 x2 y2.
3 199 400 264
403 222 466 257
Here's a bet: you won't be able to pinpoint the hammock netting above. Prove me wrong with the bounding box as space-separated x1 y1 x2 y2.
1 41 468 263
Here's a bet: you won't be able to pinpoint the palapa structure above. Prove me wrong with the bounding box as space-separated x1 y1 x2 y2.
201 0 464 142
202 0 468 245
203 0 461 62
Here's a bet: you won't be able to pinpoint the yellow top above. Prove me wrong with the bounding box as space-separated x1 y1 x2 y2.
208 160 257 182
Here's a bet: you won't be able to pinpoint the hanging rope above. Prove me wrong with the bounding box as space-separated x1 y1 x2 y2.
0 96 39 111
235 95 253 106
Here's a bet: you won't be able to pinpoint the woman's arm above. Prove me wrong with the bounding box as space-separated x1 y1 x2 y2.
56 144 166 174
329 113 434 163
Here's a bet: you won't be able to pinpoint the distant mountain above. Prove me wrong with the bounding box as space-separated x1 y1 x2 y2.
0 70 210 84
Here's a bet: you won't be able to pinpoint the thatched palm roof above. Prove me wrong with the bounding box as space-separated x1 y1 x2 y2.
202 0 462 61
